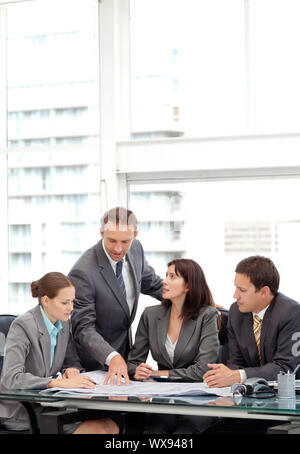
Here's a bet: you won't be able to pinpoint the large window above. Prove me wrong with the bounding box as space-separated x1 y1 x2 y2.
2 0 101 314
253 0 300 132
130 0 246 138
130 179 300 313
127 0 300 330
130 0 300 138
7 0 99 147
2 0 300 318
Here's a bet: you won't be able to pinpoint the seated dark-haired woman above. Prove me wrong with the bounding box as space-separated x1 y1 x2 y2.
127 259 220 434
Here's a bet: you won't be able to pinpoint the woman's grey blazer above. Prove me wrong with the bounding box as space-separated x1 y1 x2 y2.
0 304 82 423
127 304 220 381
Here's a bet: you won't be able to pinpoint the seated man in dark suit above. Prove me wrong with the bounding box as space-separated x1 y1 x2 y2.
204 255 300 387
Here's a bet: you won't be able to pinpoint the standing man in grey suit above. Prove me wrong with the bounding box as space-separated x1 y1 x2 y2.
203 255 300 388
69 207 163 385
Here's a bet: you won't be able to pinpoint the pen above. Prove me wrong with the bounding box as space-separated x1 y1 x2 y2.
292 364 300 375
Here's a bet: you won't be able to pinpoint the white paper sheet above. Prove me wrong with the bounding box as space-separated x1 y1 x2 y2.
40 370 232 397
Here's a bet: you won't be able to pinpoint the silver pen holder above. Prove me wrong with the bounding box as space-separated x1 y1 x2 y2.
277 373 295 399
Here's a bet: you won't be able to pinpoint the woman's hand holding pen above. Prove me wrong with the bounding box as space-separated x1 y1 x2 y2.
133 363 153 380
47 374 97 389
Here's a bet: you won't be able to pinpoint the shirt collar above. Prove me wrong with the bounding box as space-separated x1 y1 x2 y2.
102 240 126 270
253 304 269 321
40 305 62 335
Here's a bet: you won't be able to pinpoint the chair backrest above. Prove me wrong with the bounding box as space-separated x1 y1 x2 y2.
0 314 17 374
218 308 228 345
217 308 229 364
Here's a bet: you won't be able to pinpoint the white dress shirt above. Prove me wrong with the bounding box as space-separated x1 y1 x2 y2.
165 335 177 365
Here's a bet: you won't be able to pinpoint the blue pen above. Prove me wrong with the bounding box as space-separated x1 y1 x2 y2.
292 364 300 375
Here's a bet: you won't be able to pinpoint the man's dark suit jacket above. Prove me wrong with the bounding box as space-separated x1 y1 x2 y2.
227 292 300 380
69 239 163 371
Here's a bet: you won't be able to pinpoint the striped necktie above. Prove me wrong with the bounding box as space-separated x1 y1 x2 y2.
116 260 127 300
253 315 262 364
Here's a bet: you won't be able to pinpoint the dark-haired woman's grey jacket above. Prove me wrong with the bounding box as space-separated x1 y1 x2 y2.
127 304 219 381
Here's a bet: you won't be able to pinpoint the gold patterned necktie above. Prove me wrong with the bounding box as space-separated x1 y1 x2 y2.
253 315 262 364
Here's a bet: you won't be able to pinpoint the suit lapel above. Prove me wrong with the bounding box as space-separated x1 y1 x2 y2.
125 253 139 322
96 241 130 319
156 307 173 368
32 306 52 376
259 303 273 364
173 317 197 366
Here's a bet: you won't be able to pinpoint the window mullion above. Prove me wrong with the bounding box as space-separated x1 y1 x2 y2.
244 0 256 132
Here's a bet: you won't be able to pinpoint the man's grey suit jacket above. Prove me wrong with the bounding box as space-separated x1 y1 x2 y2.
227 292 300 380
69 239 163 371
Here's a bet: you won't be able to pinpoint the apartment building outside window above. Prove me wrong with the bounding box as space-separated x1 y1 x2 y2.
3 0 101 313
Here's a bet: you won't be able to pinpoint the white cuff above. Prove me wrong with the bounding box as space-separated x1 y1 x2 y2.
105 351 119 366
239 369 247 383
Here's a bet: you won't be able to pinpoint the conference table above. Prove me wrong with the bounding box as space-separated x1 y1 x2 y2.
1 387 300 435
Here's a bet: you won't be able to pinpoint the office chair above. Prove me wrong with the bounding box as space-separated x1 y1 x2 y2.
0 313 39 434
217 308 229 364
0 314 17 375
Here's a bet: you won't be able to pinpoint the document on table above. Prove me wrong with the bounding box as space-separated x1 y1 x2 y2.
40 370 232 397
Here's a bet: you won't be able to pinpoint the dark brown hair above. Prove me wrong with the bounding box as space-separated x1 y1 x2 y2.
162 259 214 321
31 272 74 303
235 255 280 296
100 207 138 231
